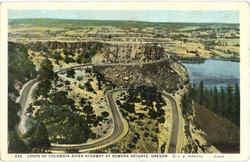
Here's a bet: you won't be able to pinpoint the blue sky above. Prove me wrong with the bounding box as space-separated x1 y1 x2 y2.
8 10 239 23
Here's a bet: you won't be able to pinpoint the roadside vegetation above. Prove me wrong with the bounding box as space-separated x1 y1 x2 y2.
120 86 166 124
95 85 168 153
29 58 112 145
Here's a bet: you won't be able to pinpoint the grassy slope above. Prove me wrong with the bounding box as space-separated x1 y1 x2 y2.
193 104 240 153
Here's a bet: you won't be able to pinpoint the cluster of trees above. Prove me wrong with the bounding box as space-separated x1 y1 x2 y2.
61 48 98 64
77 47 97 63
64 56 75 64
33 81 98 144
8 100 31 153
33 58 58 98
8 42 37 83
62 49 77 64
8 42 37 153
50 47 98 65
66 69 75 78
95 72 105 90
178 56 205 64
31 61 112 144
86 82 96 94
31 59 96 143
119 85 166 124
51 51 63 64
182 81 240 126
33 95 97 144
202 40 217 50
19 58 56 151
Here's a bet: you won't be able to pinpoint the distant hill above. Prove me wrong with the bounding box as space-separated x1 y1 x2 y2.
8 18 239 31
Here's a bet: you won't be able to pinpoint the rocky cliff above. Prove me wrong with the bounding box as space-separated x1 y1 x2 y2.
19 40 188 92
94 59 188 93
25 41 166 64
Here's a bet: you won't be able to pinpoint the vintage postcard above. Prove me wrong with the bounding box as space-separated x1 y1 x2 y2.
0 1 249 161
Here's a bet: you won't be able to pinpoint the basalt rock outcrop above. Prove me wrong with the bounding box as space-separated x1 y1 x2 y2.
21 40 188 92
26 41 166 64
94 59 188 93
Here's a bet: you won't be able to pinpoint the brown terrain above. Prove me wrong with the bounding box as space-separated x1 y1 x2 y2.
193 105 240 153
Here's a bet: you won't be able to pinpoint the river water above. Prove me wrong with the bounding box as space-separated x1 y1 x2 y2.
183 59 240 89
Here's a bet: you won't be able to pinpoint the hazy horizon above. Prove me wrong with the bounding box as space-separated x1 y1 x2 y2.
8 10 239 24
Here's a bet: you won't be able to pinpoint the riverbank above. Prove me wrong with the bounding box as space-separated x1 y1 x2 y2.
183 59 240 89
179 56 239 64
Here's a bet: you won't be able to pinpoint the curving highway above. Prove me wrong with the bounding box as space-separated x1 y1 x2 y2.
49 90 128 152
18 65 129 153
18 79 37 135
163 93 179 153
18 60 181 153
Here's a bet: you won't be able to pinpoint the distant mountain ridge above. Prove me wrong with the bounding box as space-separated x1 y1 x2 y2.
9 18 239 29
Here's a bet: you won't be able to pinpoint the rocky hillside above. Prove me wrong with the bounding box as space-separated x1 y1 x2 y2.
8 42 37 153
8 40 189 153
181 103 239 153
8 40 189 97
13 40 188 93
25 41 166 64
94 59 188 93
193 105 240 153
8 42 37 96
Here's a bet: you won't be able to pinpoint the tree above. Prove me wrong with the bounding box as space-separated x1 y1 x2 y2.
101 111 109 118
183 82 240 126
38 58 54 81
53 52 63 64
199 80 204 105
77 76 83 81
219 87 226 116
8 42 37 82
226 84 234 119
207 88 214 109
213 86 219 112
181 92 193 117
189 84 197 100
63 49 74 57
36 79 52 98
85 81 95 93
29 122 50 149
8 100 20 130
76 55 84 64
66 69 75 78
203 88 210 107
52 91 69 105
8 131 30 153
234 84 240 126
158 116 165 123
64 56 75 64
